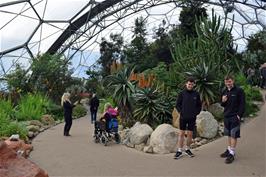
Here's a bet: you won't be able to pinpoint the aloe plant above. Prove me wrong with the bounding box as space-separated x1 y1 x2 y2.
133 86 173 128
103 67 137 125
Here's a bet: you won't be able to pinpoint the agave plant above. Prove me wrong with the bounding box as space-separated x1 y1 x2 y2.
133 86 173 128
185 61 221 108
103 67 137 125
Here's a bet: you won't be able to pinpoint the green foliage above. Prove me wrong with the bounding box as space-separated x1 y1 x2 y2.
151 20 173 65
4 122 28 140
0 98 15 120
235 73 262 116
133 86 174 128
0 112 28 140
235 73 248 86
144 62 183 92
46 103 64 120
243 85 260 117
5 54 78 103
179 0 208 38
103 67 137 123
171 9 237 105
172 9 236 73
125 16 151 72
247 30 266 54
185 62 221 107
5 64 31 94
99 97 116 113
0 112 11 132
85 67 105 96
98 33 124 76
15 93 50 121
73 104 87 119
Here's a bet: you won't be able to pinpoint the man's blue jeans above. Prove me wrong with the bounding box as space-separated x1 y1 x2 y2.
91 111 97 123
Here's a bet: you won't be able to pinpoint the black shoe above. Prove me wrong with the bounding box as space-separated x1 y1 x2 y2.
174 151 183 159
225 154 235 164
185 149 195 157
220 149 230 158
65 133 71 136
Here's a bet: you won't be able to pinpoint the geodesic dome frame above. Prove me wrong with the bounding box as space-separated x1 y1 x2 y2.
0 0 265 78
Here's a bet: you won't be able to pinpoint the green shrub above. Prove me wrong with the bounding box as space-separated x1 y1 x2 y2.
244 102 259 117
46 103 64 120
241 85 262 116
5 122 28 140
98 97 116 113
0 99 15 120
15 93 50 121
73 104 87 119
0 112 11 136
235 73 263 116
0 112 28 140
246 86 263 101
133 86 173 128
235 73 247 86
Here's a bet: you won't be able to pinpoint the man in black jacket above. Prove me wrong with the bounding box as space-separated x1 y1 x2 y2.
89 93 100 124
174 77 202 159
220 75 245 164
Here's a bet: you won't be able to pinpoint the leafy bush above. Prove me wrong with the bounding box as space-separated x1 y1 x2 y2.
98 97 116 113
133 86 173 128
15 93 50 121
0 112 28 140
243 85 263 102
244 101 259 117
229 73 262 117
0 112 11 135
73 104 87 119
0 99 15 120
5 122 28 140
46 103 64 120
249 88 263 101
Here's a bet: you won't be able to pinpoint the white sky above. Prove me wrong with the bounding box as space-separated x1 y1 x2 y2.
0 0 265 77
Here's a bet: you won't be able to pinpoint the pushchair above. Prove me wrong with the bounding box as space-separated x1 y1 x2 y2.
93 114 121 146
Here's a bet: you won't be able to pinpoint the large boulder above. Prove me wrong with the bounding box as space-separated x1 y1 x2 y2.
129 122 153 145
4 139 33 158
207 103 224 122
150 124 178 154
172 108 180 129
196 111 218 139
0 141 49 177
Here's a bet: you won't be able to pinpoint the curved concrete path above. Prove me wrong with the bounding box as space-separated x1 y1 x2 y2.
30 101 266 177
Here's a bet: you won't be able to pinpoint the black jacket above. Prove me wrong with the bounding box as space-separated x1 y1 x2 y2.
63 101 75 118
221 86 245 118
90 96 99 112
176 89 202 119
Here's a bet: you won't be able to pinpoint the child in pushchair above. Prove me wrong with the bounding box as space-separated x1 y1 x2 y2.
93 104 120 145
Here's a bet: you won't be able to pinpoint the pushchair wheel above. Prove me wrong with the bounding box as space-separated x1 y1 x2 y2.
101 136 108 146
94 136 100 143
115 133 121 144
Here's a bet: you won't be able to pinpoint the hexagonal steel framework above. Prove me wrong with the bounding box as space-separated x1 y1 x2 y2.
0 0 265 78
